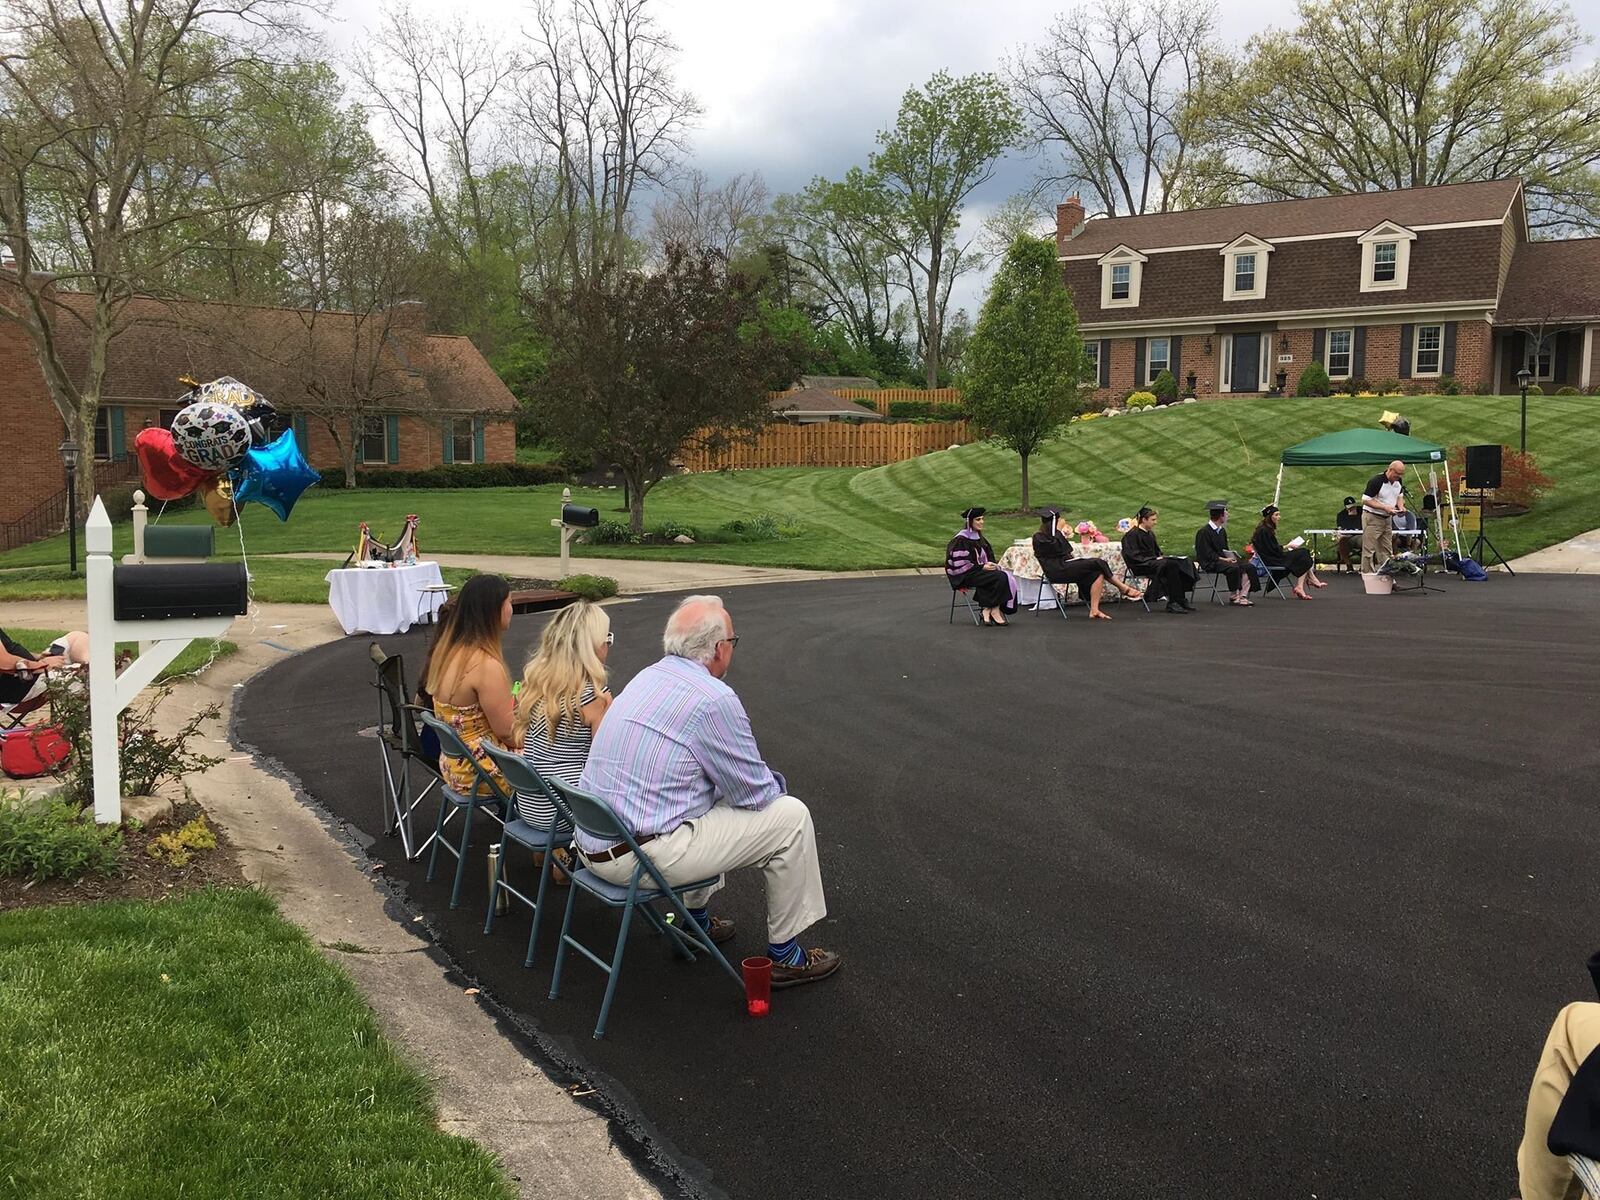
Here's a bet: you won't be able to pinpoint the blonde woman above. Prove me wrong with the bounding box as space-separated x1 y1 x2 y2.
512 601 613 870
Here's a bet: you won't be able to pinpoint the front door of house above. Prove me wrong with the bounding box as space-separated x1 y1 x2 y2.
1230 334 1261 392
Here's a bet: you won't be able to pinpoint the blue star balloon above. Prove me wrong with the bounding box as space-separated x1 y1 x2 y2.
234 429 320 521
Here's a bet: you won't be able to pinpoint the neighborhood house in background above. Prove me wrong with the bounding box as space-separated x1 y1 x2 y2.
1060 178 1598 403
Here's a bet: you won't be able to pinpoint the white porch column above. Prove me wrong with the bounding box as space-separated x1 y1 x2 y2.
1582 325 1594 390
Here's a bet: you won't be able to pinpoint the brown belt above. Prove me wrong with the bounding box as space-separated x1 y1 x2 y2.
583 833 657 864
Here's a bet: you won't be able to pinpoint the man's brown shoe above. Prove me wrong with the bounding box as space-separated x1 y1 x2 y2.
771 947 842 988
706 916 736 945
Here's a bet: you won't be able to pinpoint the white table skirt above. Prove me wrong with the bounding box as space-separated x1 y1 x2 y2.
325 562 447 636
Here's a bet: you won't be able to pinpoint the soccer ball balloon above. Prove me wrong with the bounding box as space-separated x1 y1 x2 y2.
170 401 252 472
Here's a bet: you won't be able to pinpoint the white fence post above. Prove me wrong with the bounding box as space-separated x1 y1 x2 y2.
86 499 122 824
128 489 148 564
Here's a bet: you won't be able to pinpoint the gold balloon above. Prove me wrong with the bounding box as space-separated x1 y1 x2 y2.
201 476 237 527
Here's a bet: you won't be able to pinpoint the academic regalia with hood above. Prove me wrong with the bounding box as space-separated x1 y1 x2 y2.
945 509 1017 612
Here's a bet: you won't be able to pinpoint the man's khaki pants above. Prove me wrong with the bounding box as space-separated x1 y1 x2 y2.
584 795 826 944
1520 1002 1600 1200
1360 510 1393 573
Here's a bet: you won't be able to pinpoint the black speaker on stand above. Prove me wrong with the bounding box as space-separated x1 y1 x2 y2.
1463 443 1512 574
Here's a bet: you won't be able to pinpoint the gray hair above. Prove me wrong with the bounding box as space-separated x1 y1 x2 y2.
663 594 728 663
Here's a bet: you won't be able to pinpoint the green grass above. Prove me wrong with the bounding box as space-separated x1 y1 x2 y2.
0 558 479 605
3 395 1593 575
0 888 514 1199
5 628 238 681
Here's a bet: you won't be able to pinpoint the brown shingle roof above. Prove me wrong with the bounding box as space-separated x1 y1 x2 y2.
769 387 883 420
1063 179 1523 257
44 292 515 415
1496 238 1600 324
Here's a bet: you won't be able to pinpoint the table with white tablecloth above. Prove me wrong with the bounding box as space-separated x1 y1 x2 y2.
325 562 448 636
997 539 1142 607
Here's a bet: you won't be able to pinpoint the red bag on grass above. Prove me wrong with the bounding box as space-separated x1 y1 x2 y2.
1 725 71 779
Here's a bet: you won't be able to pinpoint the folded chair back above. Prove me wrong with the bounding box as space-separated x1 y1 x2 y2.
419 710 510 805
545 777 678 893
370 645 426 758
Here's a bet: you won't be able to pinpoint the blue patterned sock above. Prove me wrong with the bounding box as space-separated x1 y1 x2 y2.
767 937 804 967
687 907 712 934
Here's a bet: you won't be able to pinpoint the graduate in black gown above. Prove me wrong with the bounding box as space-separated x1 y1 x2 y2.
1193 499 1257 606
1251 504 1316 600
1032 508 1142 619
1119 506 1198 612
945 507 1018 627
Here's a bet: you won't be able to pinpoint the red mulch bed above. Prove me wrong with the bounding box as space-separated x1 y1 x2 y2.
0 800 245 912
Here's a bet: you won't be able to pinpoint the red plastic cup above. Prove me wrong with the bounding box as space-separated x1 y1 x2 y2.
742 956 772 1017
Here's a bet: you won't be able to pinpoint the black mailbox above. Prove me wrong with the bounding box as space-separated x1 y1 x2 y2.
561 504 600 528
113 563 250 621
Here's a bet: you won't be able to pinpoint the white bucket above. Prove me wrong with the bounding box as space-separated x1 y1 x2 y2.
1361 572 1394 595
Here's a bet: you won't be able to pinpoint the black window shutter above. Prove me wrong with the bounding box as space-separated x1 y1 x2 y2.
1442 322 1458 375
1312 328 1325 364
1353 327 1367 378
1133 338 1146 386
1099 339 1111 387
1169 335 1182 382
1554 330 1570 384
1399 324 1414 379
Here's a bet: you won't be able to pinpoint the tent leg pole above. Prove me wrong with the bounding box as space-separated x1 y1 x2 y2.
1272 463 1283 507
1443 462 1463 559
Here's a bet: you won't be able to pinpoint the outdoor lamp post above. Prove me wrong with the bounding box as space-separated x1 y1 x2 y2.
58 437 80 576
1516 366 1533 453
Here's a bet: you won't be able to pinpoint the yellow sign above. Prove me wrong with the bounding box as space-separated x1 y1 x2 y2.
1454 496 1482 533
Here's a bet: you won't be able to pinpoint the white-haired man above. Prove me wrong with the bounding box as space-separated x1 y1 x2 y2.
576 595 840 988
1360 459 1407 572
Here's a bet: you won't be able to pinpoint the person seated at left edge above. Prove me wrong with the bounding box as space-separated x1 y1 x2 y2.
945 507 1018 628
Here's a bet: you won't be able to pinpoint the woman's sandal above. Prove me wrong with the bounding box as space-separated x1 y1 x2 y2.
1230 597 1253 606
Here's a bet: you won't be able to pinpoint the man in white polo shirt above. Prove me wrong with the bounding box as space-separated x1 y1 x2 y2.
1361 459 1407 572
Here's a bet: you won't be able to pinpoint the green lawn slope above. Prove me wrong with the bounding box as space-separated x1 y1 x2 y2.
2 394 1591 575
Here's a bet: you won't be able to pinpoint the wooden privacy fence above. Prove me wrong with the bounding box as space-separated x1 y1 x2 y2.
680 420 972 471
828 387 963 416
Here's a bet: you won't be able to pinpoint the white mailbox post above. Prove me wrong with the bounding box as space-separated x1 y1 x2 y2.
85 497 235 824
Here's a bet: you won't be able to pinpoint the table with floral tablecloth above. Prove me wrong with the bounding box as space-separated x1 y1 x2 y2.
998 539 1146 607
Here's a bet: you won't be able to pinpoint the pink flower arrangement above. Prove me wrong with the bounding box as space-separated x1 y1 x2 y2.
1075 520 1108 544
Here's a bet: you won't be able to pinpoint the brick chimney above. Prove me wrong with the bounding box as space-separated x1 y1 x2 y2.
1055 195 1086 254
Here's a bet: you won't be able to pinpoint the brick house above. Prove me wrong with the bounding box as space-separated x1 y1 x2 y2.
1056 178 1600 402
1 291 516 543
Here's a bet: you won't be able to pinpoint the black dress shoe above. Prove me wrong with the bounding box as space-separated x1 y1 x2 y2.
1165 602 1188 613
1179 600 1198 612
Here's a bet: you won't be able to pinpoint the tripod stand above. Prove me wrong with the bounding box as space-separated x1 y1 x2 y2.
1468 489 1514 575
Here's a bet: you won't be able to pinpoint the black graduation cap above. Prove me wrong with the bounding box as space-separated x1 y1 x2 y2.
1206 499 1228 514
1261 503 1280 517
961 507 986 521
1038 506 1061 524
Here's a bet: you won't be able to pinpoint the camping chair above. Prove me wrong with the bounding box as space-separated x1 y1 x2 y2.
479 743 575 968
543 777 743 1039
1572 1153 1600 1199
369 644 444 860
418 711 512 910
948 582 981 625
0 681 50 732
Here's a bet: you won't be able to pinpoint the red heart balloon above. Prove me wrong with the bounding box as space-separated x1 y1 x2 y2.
134 426 216 501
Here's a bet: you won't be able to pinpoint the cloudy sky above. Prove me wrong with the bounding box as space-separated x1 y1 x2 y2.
329 0 1600 313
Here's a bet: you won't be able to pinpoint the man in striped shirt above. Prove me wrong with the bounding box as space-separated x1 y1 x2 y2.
577 594 841 988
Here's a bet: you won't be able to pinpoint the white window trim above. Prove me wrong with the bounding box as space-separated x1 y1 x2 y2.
1085 340 1101 381
1098 244 1147 308
1325 327 1354 379
1358 222 1416 293
1146 337 1171 384
1220 234 1273 302
1413 324 1444 378
1220 334 1231 391
450 417 477 463
359 414 389 464
1526 334 1555 382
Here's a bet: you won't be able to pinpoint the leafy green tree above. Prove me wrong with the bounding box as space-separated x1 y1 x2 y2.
961 235 1086 510
1198 0 1600 232
531 247 809 531
863 72 1023 388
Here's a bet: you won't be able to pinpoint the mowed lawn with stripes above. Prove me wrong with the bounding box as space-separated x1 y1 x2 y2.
2 394 1592 575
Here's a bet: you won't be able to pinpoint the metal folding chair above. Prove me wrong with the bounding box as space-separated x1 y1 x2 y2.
480 743 575 968
369 644 444 860
1028 576 1073 620
418 711 511 910
1121 567 1155 613
1252 558 1294 599
948 584 981 625
1198 570 1231 605
544 777 743 1039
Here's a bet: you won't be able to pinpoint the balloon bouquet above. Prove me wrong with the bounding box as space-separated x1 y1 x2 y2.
133 377 320 525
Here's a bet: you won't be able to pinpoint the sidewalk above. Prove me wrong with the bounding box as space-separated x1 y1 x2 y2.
269 550 929 593
0 597 663 1200
1505 527 1600 573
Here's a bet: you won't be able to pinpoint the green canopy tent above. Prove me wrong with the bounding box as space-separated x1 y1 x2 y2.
1274 427 1461 556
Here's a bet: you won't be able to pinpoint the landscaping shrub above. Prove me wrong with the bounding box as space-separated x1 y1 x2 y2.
47 676 223 808
147 813 217 867
654 519 696 541
584 520 637 545
1437 374 1461 395
1149 369 1177 405
1375 378 1401 395
1444 445 1555 508
1295 361 1332 397
0 793 123 883
1525 383 1544 396
1556 385 1580 395
555 574 619 601
316 462 570 490
718 512 804 541
1474 381 1494 395
1125 391 1158 409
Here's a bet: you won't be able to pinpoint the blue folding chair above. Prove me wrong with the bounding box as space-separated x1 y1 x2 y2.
544 778 743 1039
479 743 575 968
418 712 510 910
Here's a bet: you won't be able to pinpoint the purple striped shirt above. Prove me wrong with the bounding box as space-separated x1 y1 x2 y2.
574 655 785 854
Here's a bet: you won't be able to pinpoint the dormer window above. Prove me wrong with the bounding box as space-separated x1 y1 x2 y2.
1358 222 1415 292
1219 234 1273 301
1098 245 1146 308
